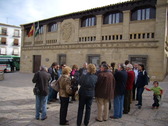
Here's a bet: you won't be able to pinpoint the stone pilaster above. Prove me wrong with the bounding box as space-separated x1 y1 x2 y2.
96 15 102 42
74 19 79 43
122 10 130 41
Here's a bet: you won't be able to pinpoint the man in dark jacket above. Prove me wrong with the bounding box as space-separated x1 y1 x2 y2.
95 64 115 122
32 66 51 120
110 64 128 119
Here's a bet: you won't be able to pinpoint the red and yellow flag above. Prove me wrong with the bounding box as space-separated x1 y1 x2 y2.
28 23 34 37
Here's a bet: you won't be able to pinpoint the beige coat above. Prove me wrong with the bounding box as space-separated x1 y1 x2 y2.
59 75 72 97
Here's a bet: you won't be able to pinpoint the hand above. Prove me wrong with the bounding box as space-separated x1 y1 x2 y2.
144 86 146 89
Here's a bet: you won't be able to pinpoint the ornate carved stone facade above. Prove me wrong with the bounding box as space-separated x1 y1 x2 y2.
21 0 168 81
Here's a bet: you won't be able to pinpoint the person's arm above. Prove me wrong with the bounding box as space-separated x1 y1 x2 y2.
160 89 163 95
144 86 151 91
65 78 73 95
32 72 39 83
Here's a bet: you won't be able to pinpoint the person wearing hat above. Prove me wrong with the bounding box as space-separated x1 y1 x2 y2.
95 64 115 122
123 64 135 114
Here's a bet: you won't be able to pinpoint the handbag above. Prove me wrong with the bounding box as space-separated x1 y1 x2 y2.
50 79 60 92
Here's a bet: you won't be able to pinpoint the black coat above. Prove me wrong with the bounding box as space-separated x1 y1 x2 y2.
79 73 97 97
136 70 148 88
114 70 128 96
32 70 51 96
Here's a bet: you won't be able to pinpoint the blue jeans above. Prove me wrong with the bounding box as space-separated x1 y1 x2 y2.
77 95 93 126
137 87 144 106
113 95 124 118
35 95 48 119
48 86 58 102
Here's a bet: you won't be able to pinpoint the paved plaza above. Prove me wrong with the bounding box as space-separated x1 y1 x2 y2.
0 72 168 126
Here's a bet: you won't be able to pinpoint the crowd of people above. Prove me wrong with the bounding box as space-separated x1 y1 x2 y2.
32 60 163 126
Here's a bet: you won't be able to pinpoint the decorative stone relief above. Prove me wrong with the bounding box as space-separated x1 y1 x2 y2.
61 23 72 41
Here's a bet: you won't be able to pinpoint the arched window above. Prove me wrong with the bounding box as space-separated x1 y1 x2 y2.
48 23 58 32
81 16 96 27
103 12 123 24
131 7 156 21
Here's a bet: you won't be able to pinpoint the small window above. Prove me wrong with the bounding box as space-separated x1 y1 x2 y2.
14 29 20 37
112 35 115 40
13 39 19 46
130 34 132 39
91 37 93 41
138 34 141 39
48 23 58 32
102 36 104 40
120 35 122 40
0 48 6 55
39 25 44 34
142 33 145 39
151 33 155 38
105 36 108 40
134 34 136 39
131 7 156 21
0 37 7 45
116 35 118 40
81 16 96 27
104 12 123 24
93 36 96 41
79 38 81 42
13 49 19 55
1 27 7 35
147 33 150 38
109 36 111 40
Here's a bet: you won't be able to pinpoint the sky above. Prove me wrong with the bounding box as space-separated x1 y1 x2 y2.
0 0 128 26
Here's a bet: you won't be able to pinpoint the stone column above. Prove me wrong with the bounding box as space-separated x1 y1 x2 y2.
122 10 130 41
96 15 102 42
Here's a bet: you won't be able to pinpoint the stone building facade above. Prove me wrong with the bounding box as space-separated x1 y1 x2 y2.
21 0 168 80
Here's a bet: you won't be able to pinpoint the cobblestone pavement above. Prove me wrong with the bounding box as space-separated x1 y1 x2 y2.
0 72 168 126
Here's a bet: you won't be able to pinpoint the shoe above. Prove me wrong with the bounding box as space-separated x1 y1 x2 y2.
123 111 128 114
41 116 47 120
110 116 118 119
60 122 69 125
35 118 39 120
138 105 141 109
135 104 139 106
95 118 103 122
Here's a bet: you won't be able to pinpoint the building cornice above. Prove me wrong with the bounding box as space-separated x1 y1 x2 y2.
23 0 157 28
22 40 159 51
0 23 21 28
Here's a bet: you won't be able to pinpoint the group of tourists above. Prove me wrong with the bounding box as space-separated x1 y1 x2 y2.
32 60 163 126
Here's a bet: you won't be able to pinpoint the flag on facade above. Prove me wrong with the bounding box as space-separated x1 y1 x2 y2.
35 22 39 37
28 23 34 37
